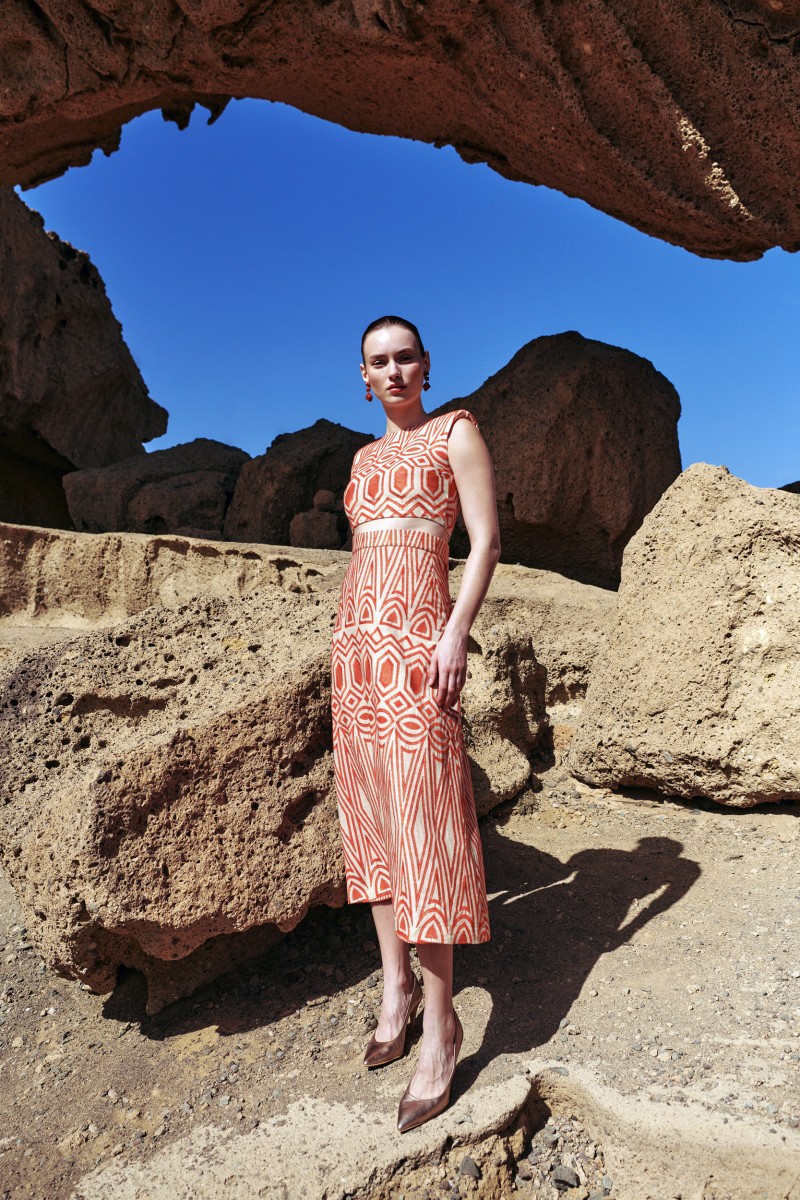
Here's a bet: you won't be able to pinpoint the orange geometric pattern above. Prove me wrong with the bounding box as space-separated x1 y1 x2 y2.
343 409 481 539
331 411 491 944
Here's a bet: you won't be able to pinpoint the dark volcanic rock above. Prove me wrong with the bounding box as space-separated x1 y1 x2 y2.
444 332 682 588
1 3 799 259
63 438 250 538
0 188 167 528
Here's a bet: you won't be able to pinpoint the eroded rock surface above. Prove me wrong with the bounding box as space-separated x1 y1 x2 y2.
63 438 250 538
0 189 167 528
447 331 682 587
223 419 370 547
2 3 800 259
0 523 558 1010
568 462 800 806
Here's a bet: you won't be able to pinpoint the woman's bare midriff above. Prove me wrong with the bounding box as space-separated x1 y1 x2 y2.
353 516 448 541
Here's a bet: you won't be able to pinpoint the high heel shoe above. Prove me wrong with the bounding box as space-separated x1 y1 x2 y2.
363 974 423 1069
397 1010 463 1133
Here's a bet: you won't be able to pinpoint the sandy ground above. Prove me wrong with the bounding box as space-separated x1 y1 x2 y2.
1 723 799 1200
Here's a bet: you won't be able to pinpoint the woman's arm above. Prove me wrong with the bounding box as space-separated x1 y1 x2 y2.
428 417 501 711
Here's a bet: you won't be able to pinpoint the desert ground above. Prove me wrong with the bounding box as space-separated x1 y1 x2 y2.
1 715 798 1200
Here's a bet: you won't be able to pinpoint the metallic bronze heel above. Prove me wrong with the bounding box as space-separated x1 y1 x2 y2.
363 974 423 1069
397 1010 463 1132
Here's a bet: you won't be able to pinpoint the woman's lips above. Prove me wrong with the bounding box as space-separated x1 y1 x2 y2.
388 385 406 392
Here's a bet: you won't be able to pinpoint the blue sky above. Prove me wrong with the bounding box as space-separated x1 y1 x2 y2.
20 97 800 488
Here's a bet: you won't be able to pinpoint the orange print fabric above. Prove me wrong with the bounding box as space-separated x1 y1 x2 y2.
330 411 491 944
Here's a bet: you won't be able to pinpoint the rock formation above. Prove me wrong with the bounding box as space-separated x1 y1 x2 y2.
0 188 167 528
223 419 370 548
2 4 800 259
0 520 566 1011
226 334 679 586
567 462 800 807
63 438 250 539
445 331 682 588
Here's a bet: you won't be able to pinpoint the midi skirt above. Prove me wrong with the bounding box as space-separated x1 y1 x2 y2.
330 526 491 944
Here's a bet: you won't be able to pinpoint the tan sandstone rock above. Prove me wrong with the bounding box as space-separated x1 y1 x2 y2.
0 189 167 528
0 520 614 712
445 332 682 588
0 523 556 1010
223 419 370 547
2 4 799 259
567 462 800 807
63 437 250 538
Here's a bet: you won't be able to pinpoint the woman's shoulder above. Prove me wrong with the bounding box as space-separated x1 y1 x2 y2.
441 408 480 438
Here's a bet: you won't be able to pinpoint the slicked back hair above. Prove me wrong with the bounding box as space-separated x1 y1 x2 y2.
360 315 425 362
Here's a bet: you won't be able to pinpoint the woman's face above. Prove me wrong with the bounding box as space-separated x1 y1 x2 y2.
360 325 430 406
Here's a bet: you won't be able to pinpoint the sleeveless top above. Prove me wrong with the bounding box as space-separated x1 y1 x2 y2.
343 409 480 539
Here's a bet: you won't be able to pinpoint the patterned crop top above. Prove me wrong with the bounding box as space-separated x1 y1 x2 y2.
343 409 480 539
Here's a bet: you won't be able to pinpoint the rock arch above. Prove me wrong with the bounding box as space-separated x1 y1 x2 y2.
1 1 799 259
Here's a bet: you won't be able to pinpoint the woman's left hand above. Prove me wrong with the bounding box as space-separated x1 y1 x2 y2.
427 628 468 712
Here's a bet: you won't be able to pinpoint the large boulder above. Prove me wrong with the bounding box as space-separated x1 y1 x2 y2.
0 522 553 1011
567 463 800 807
0 589 342 1013
63 438 250 538
445 332 682 587
0 189 167 528
1 4 799 259
223 419 370 547
450 557 616 712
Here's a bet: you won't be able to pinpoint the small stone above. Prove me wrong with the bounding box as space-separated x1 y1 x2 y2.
602 1175 613 1191
552 1164 580 1187
459 1156 480 1179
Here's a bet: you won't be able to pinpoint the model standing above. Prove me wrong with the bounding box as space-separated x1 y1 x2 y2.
330 315 501 1131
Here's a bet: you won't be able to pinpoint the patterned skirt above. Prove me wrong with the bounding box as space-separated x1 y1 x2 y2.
330 526 490 944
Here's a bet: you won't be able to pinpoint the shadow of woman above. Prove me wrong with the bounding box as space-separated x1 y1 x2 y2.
456 821 701 1092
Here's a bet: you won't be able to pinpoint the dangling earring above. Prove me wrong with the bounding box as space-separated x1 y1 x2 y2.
365 380 373 402
423 371 431 392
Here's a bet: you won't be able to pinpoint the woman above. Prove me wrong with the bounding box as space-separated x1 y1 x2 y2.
330 315 501 1132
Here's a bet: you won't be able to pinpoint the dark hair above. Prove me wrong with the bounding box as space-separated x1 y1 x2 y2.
360 315 425 362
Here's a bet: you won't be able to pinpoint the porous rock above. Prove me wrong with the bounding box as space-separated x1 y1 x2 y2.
2 4 800 259
0 188 167 528
223 419 370 547
0 589 343 1013
457 560 615 710
567 462 800 806
445 332 682 588
63 437 250 538
0 523 553 1009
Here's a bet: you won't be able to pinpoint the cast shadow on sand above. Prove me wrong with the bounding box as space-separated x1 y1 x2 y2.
452 817 701 1091
103 807 700 1098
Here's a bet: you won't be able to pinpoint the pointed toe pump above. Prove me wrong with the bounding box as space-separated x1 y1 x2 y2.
363 974 423 1069
397 1010 464 1133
